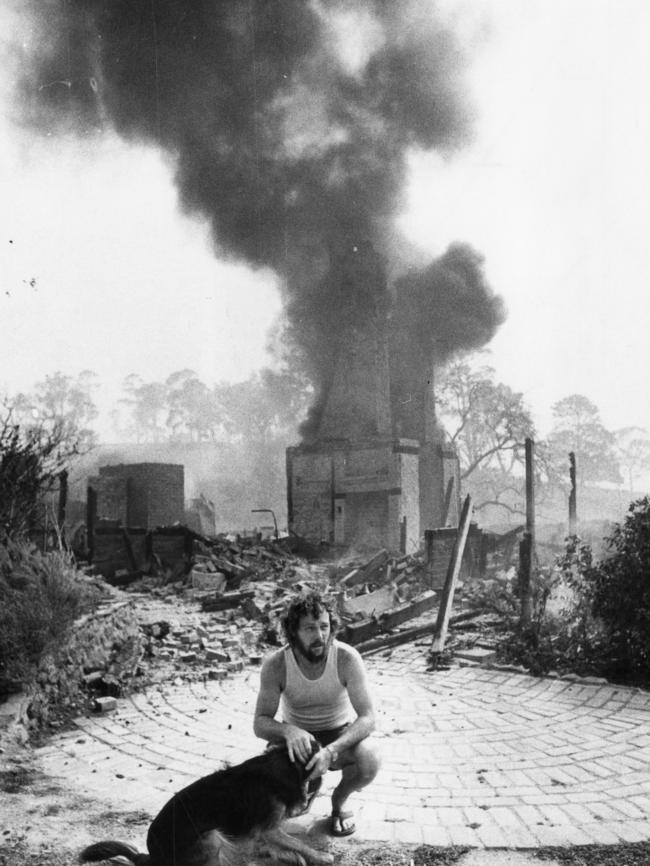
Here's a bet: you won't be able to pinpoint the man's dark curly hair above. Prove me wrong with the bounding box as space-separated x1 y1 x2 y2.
281 590 339 646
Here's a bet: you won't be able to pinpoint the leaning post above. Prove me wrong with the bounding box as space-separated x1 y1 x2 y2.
430 494 473 654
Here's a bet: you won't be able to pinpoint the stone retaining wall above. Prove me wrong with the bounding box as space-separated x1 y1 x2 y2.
5 599 145 741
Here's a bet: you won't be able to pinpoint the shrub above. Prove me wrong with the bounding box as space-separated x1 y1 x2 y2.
0 407 80 541
0 539 102 688
498 538 609 677
581 497 650 681
495 503 650 686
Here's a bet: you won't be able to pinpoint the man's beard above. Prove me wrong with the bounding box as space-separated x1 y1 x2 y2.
295 635 331 664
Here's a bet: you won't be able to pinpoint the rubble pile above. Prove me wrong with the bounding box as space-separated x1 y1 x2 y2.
115 537 447 689
2 526 522 738
82 528 522 694
112 534 326 686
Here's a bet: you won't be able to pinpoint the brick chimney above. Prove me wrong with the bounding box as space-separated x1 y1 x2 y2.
286 243 460 553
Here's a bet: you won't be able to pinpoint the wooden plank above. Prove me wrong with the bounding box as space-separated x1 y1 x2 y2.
357 608 487 656
121 528 138 573
430 494 473 654
339 550 391 590
201 589 255 612
341 585 397 617
340 590 438 645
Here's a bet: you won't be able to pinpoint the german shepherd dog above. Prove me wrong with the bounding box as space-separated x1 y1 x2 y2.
79 745 332 866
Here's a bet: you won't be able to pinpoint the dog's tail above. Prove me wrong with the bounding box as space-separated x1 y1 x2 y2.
79 840 151 864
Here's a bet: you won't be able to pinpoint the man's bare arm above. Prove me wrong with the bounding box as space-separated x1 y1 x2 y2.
330 644 376 751
253 651 316 763
253 651 284 740
305 645 376 778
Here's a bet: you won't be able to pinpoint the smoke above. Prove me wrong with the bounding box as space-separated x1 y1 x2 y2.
389 242 505 439
15 0 502 433
393 242 505 362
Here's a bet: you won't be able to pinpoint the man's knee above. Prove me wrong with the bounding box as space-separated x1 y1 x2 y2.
346 739 381 785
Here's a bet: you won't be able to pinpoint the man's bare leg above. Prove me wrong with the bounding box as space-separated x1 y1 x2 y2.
330 740 380 836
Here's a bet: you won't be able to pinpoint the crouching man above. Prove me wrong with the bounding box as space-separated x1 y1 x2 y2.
253 590 381 837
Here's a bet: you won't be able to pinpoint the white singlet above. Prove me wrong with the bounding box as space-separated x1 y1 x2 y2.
280 640 354 731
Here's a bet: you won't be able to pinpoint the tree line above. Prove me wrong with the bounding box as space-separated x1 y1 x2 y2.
3 356 650 526
436 358 650 521
4 367 313 447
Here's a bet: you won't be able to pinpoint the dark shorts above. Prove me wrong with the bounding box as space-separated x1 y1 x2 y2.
308 724 350 749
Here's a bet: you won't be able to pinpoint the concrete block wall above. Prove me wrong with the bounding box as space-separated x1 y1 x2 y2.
426 525 484 588
93 527 148 576
151 528 192 569
344 490 388 551
342 442 395 490
317 321 392 440
91 463 185 529
287 438 424 554
92 474 129 525
89 527 192 579
288 450 334 543
395 449 420 553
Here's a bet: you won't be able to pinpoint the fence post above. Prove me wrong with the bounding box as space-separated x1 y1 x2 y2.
568 451 577 535
424 529 434 587
57 470 68 547
86 486 97 563
519 438 535 627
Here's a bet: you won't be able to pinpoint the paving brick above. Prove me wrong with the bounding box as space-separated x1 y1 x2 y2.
605 797 647 818
447 824 482 847
613 821 650 843
358 801 387 823
393 822 424 844
30 651 650 851
361 820 396 842
488 806 527 829
474 824 509 847
421 825 452 846
383 804 411 823
500 825 549 848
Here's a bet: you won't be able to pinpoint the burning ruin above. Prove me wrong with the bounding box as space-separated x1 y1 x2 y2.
16 2 505 552
286 239 498 553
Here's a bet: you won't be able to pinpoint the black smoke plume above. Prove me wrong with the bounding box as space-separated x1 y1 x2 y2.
14 0 503 437
390 242 506 441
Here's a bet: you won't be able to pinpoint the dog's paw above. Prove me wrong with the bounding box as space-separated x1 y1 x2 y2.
311 854 333 866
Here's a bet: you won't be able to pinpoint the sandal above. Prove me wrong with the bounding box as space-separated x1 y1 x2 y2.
330 810 355 837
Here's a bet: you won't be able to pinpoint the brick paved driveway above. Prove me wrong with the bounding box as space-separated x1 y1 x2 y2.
34 640 650 850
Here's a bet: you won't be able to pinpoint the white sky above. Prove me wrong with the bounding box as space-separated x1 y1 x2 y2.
2 0 650 441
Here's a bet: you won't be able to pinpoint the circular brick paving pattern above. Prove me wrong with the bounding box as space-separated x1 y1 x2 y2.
34 644 650 849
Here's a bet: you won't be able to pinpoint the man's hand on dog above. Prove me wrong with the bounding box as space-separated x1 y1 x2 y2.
305 747 333 781
283 725 317 764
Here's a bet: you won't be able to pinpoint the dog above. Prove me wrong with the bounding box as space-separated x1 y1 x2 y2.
79 745 332 866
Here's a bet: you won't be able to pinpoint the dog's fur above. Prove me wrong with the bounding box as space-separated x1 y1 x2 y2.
79 745 332 866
